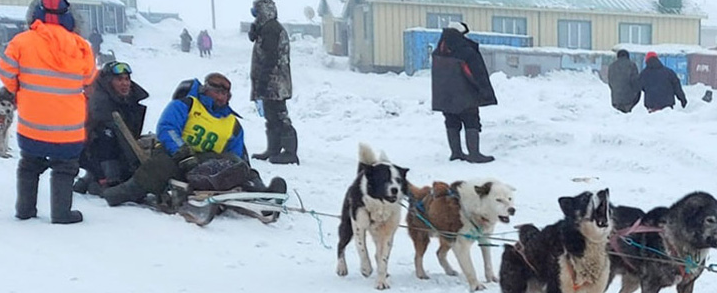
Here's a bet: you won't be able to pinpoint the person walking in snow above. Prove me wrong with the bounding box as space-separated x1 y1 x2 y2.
608 49 640 113
89 27 103 57
180 28 192 53
0 0 97 224
638 51 687 113
198 30 213 58
431 22 496 163
101 73 287 223
249 0 299 165
72 61 149 196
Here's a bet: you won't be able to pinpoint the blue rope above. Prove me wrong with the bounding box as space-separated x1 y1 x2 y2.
622 237 700 273
708 264 717 273
310 210 332 249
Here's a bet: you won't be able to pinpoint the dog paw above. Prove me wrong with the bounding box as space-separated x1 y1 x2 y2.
360 264 373 277
470 283 487 291
485 273 499 283
375 279 390 290
445 269 458 276
416 271 430 280
336 259 348 276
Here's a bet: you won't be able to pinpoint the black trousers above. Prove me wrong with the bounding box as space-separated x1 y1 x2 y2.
263 99 292 130
443 108 481 131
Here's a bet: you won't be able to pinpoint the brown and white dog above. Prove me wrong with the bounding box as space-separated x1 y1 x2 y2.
336 143 409 290
406 179 516 291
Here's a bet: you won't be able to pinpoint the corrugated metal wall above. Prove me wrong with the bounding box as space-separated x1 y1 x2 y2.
365 2 701 69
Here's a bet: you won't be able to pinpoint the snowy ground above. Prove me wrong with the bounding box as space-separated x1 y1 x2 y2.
2 16 717 293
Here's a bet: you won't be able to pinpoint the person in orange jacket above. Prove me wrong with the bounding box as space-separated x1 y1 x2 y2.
0 0 96 224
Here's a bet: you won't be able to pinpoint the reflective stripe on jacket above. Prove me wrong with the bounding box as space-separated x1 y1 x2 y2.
0 20 96 147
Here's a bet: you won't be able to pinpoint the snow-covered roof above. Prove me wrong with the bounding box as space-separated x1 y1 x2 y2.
0 5 28 22
613 43 717 55
72 0 126 6
369 0 705 17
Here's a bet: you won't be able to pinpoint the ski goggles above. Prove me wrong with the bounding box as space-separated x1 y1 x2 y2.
206 82 232 98
107 62 132 75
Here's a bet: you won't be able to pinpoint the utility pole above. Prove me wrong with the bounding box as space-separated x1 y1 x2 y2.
211 0 216 29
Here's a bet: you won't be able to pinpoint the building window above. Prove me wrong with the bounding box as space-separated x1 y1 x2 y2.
363 9 371 40
558 20 591 49
492 17 527 35
619 23 652 44
427 13 463 29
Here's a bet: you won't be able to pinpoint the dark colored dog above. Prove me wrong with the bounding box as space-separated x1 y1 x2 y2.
608 192 717 293
500 189 612 293
335 143 409 290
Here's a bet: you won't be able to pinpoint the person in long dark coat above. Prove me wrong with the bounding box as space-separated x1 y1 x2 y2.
431 22 497 163
608 49 640 113
180 28 192 53
249 0 298 165
89 28 103 56
639 51 687 113
73 61 148 195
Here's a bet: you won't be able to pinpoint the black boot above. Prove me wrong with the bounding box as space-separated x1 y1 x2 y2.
266 177 287 194
252 123 281 160
16 157 43 220
269 126 299 165
447 128 466 161
102 177 148 207
50 159 83 224
465 129 494 164
72 171 94 194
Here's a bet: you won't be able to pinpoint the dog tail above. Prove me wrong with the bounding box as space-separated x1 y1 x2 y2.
517 224 540 245
408 183 431 201
358 143 377 166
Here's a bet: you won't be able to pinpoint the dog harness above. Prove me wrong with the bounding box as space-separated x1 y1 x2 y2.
610 218 664 271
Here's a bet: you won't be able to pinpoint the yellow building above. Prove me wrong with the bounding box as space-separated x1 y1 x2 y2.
338 0 706 72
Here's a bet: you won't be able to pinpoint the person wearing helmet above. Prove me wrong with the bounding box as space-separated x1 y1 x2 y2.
0 0 96 224
73 61 149 196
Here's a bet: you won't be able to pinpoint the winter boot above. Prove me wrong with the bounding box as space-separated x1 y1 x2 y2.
266 177 287 194
16 169 40 220
50 160 83 224
252 123 282 160
447 128 466 161
101 177 148 207
72 172 95 194
269 126 299 165
465 129 494 164
240 169 268 192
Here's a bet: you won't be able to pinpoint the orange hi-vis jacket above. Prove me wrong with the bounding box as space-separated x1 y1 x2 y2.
0 20 96 146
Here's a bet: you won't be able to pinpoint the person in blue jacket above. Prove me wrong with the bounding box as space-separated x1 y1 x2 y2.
101 73 286 210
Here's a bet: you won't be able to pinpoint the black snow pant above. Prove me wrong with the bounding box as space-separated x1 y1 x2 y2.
16 151 80 219
443 108 481 132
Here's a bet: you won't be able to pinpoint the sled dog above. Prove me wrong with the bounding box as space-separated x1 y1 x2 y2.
406 179 516 291
608 192 717 293
336 143 409 290
0 87 15 158
500 189 612 293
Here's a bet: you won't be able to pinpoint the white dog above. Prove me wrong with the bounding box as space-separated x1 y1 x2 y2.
0 88 15 158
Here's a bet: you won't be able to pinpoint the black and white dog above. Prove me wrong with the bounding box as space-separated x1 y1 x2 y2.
609 192 717 293
500 189 612 293
336 143 409 290
0 87 15 158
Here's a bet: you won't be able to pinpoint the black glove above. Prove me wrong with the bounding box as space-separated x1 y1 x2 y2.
172 145 198 172
248 23 258 42
680 98 687 108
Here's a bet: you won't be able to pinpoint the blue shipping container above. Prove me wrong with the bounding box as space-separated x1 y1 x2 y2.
404 29 533 76
629 53 688 85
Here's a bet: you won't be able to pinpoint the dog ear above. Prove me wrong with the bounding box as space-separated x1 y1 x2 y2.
357 162 371 174
475 182 493 198
378 150 390 163
396 165 409 179
558 196 575 217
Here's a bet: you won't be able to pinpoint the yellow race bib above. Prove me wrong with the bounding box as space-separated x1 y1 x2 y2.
181 97 236 154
